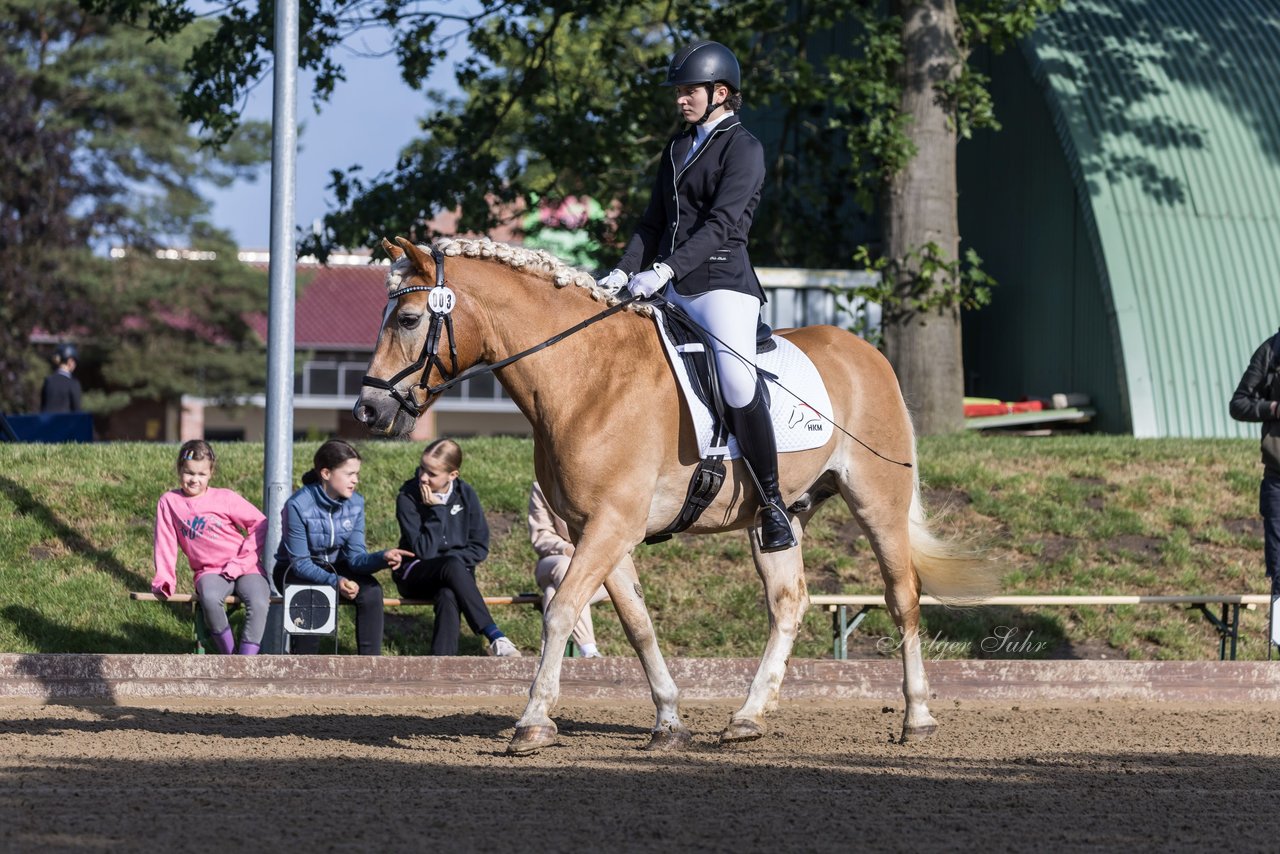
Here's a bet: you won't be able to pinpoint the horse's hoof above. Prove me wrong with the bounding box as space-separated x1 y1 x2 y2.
507 724 558 756
900 723 937 743
718 718 764 744
644 728 693 752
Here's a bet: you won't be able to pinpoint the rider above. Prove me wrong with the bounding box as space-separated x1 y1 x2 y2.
597 40 796 552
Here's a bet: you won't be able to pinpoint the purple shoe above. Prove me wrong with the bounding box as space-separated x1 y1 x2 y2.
238 641 261 656
211 627 235 655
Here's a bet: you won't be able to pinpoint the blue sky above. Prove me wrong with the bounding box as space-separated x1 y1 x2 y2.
203 34 461 250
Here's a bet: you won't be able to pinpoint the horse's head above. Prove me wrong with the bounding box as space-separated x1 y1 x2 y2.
353 236 474 437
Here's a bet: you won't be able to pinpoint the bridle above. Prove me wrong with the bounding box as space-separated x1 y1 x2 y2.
360 247 639 421
359 245 458 419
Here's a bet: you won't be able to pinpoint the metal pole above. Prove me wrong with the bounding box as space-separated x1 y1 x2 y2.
1271 593 1279 661
261 0 300 654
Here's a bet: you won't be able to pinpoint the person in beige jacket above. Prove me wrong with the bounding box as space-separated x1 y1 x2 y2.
529 480 608 658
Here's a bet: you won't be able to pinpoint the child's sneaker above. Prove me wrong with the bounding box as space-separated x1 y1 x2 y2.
488 637 521 657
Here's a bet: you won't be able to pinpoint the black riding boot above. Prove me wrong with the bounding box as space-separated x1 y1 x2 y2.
727 385 797 553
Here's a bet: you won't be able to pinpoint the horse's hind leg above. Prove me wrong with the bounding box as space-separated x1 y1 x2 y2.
602 554 690 750
721 517 807 744
843 482 937 741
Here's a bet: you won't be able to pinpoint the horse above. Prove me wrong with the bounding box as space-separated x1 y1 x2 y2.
354 236 995 753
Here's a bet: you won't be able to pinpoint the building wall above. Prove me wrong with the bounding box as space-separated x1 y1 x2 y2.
201 405 348 442
1015 0 1280 437
103 399 173 442
958 45 1126 432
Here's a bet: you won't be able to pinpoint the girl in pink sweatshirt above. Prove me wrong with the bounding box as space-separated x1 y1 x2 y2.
152 440 270 655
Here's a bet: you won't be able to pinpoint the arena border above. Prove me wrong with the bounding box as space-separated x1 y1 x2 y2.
1 655 1278 703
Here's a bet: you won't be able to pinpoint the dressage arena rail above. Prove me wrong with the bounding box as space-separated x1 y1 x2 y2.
129 591 545 654
809 593 1275 661
6 654 1280 703
133 592 1275 660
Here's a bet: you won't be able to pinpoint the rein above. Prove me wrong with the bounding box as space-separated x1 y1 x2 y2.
362 249 907 470
361 247 639 418
426 295 639 398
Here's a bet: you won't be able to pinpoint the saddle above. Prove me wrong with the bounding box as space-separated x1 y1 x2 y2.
644 305 776 544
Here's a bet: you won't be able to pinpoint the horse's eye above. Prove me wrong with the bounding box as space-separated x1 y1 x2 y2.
398 313 422 330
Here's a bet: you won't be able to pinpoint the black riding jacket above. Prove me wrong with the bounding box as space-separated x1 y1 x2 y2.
40 371 81 413
617 114 766 300
1229 328 1280 477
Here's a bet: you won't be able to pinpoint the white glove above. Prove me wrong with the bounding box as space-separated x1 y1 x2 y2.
596 268 628 295
629 262 673 298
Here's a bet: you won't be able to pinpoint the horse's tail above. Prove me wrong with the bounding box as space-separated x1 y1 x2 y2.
908 472 1001 603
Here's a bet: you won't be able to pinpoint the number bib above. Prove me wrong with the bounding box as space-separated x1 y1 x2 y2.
428 286 456 314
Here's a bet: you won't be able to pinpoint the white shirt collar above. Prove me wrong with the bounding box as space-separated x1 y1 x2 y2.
694 110 735 142
433 481 455 505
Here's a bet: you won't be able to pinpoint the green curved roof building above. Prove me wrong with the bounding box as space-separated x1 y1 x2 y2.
959 0 1280 436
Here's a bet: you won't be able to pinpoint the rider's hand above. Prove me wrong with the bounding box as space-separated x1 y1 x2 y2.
596 268 628 294
629 262 673 298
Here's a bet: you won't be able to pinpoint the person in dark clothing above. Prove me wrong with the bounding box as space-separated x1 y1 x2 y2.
595 40 796 553
394 438 521 657
40 343 82 413
1229 328 1280 599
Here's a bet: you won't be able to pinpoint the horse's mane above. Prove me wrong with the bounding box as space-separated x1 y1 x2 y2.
389 236 651 315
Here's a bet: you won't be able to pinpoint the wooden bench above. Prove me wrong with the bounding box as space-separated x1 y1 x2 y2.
130 591 543 654
809 594 1275 661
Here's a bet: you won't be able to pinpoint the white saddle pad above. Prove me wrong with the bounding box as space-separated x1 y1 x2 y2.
651 307 834 459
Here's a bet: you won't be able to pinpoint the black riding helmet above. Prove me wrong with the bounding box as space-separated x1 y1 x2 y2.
53 343 78 364
664 41 740 125
665 41 741 90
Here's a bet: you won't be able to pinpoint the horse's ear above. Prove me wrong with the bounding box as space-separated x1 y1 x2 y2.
381 238 404 261
395 236 435 276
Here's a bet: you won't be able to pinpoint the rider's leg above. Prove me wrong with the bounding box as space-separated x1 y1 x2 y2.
665 288 796 551
725 381 797 551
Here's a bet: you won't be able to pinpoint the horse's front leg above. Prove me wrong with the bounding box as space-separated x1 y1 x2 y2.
602 554 690 750
508 532 635 756
721 517 807 744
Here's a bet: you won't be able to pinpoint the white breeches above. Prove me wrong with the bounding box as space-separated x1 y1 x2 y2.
664 287 762 409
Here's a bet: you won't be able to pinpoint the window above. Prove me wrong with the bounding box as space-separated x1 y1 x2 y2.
309 365 338 396
341 365 365 396
467 372 496 400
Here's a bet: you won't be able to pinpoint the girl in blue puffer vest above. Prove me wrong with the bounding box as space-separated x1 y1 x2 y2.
274 439 413 655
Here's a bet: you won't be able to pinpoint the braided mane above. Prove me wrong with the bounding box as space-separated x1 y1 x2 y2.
387 236 650 315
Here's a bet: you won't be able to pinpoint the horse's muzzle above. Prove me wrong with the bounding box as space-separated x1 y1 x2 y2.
352 390 416 437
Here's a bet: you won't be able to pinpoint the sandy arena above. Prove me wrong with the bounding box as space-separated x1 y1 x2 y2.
2 657 1279 851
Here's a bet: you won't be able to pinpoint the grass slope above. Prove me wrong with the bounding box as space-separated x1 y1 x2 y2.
0 434 1270 659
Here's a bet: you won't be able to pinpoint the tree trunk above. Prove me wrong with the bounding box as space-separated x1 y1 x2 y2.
882 0 964 435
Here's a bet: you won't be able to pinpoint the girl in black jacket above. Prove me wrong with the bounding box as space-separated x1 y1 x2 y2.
394 438 520 656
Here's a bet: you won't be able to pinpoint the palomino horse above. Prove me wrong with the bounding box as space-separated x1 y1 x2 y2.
355 236 994 753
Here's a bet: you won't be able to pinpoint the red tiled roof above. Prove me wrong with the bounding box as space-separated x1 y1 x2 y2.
248 264 389 350
245 210 532 351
